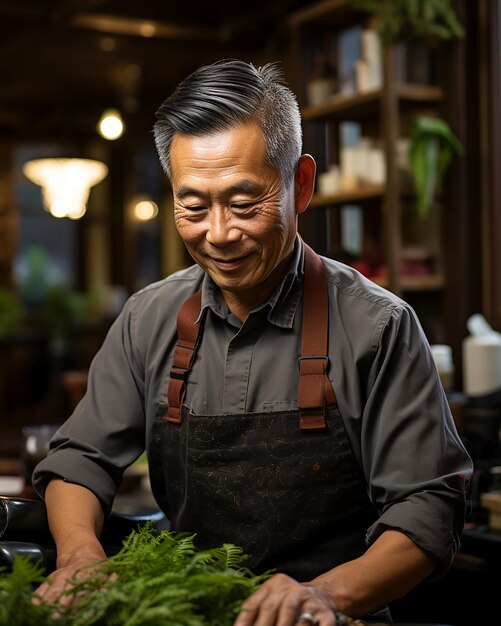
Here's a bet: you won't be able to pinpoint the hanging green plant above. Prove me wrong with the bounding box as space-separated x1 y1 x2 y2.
408 116 464 219
353 0 465 47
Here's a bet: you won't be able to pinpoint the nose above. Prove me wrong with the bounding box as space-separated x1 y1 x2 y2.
206 207 242 246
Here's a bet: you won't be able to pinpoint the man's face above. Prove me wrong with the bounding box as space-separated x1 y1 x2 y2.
170 121 299 307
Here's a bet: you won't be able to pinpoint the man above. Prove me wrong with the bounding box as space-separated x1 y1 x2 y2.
33 59 472 625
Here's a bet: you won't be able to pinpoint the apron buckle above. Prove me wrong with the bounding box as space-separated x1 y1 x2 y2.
170 367 189 381
299 407 327 430
298 356 329 430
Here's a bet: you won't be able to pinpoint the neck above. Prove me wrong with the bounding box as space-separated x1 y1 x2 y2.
221 253 294 322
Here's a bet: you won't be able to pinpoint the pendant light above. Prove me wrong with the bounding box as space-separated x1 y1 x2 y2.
23 158 108 219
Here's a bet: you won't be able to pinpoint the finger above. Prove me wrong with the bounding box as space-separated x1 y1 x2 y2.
235 575 293 626
254 581 306 626
33 571 78 606
275 589 332 626
33 581 67 606
274 593 302 626
276 585 337 626
234 587 269 625
233 593 263 626
297 606 337 626
236 589 283 626
33 580 57 602
297 611 319 626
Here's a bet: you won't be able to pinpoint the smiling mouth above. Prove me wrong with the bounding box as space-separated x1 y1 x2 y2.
210 253 253 270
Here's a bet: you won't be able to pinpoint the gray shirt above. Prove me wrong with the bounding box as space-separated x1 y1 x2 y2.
33 238 473 573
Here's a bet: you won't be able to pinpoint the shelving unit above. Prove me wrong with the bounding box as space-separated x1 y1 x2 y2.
301 84 443 122
287 0 453 343
309 183 385 208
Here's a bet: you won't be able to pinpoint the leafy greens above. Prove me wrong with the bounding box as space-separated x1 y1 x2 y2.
0 523 270 626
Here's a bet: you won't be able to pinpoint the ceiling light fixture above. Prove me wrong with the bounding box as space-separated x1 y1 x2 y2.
23 158 108 219
97 108 125 140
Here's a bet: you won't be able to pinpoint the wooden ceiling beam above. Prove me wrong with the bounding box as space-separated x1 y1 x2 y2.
71 12 223 43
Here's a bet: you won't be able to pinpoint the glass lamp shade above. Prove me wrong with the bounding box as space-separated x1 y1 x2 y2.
22 158 109 219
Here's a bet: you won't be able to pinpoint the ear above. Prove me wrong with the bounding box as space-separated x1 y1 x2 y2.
294 154 316 216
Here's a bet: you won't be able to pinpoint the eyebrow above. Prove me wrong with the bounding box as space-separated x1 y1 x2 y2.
175 180 263 201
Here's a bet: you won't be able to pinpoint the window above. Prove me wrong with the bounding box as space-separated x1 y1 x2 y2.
13 144 78 304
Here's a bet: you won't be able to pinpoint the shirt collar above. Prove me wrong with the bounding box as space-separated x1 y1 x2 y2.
199 236 305 329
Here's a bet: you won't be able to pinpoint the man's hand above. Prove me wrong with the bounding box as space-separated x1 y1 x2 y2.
232 529 437 625
32 479 107 605
233 573 337 626
33 549 106 605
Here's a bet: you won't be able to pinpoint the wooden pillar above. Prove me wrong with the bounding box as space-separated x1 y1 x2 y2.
381 46 402 295
478 0 501 330
441 0 483 385
0 140 16 289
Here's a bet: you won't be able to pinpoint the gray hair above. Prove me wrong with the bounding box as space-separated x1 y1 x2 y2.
153 59 302 184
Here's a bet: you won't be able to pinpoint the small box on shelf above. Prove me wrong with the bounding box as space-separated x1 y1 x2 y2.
480 491 501 531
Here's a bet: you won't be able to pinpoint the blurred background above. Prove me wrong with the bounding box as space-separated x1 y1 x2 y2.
0 0 314 452
1 2 501 622
1 0 500 467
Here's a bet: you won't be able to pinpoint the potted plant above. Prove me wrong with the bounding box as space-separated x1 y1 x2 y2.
353 0 464 47
349 2 466 218
408 115 464 218
0 288 23 339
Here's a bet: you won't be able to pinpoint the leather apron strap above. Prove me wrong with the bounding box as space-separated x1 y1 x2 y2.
298 242 336 429
166 242 335 429
167 289 202 423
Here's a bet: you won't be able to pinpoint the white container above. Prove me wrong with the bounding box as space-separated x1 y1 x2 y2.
340 147 360 190
367 147 386 184
430 344 455 392
361 29 382 66
463 333 501 397
317 166 340 195
307 78 336 107
355 59 382 93
355 59 371 93
358 29 383 92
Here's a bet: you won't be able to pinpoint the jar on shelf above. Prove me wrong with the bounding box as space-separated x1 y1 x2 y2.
306 52 337 107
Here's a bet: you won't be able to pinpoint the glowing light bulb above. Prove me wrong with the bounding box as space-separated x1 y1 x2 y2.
133 199 159 221
97 108 124 140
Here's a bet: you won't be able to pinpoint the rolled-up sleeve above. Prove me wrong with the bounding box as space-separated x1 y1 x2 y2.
33 296 146 514
361 303 472 574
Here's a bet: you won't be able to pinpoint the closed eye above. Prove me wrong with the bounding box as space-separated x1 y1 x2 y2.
184 205 207 212
231 202 256 210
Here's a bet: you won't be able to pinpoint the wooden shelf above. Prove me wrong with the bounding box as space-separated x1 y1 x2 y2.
310 184 385 207
396 83 444 102
371 273 445 292
301 84 443 122
401 273 446 292
290 0 453 333
302 90 382 121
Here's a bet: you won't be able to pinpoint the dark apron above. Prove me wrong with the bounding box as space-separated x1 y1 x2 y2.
148 244 379 582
